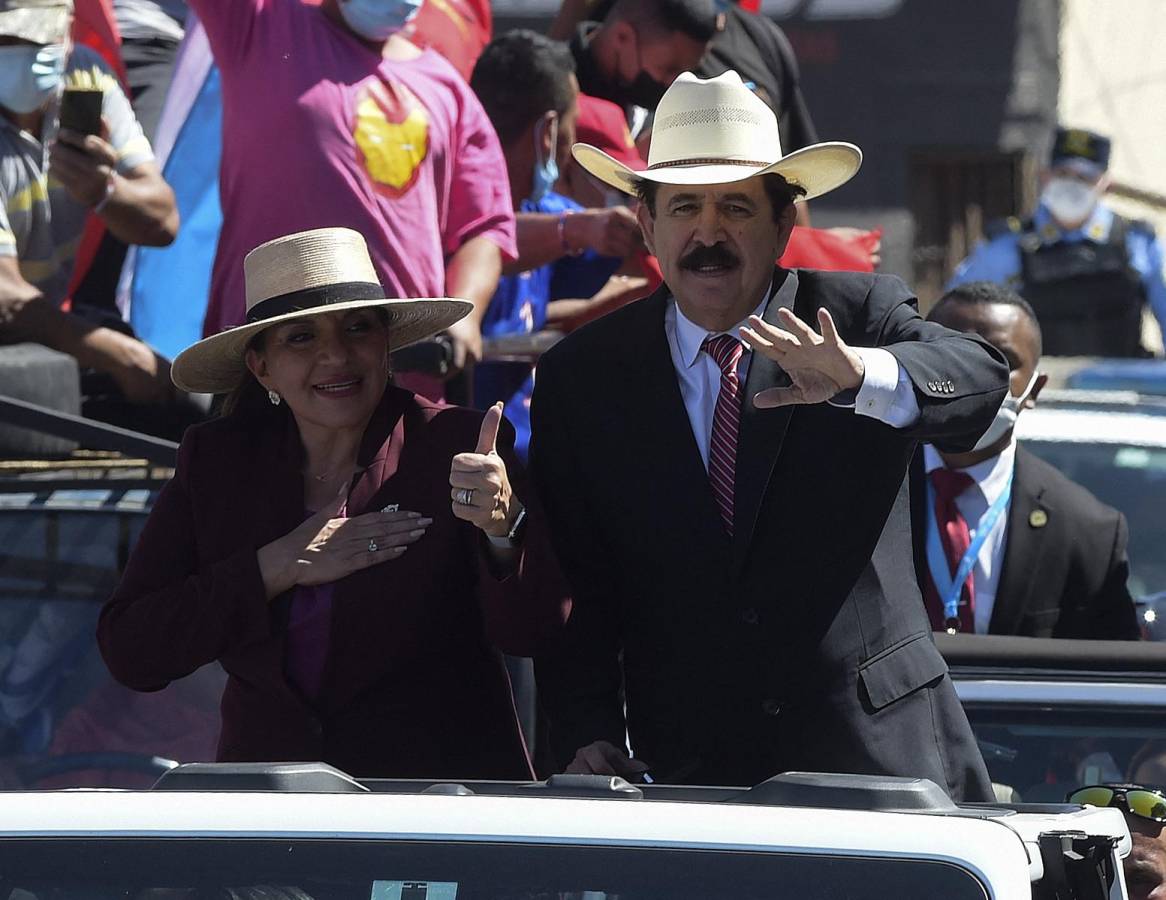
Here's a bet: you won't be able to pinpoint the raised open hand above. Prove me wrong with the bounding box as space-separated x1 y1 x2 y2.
450 402 520 538
740 307 865 409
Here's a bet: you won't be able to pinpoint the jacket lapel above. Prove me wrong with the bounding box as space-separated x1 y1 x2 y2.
732 268 798 574
628 288 730 562
989 446 1052 634
346 387 410 515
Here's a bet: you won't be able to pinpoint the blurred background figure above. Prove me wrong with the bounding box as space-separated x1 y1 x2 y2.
913 281 1140 639
950 127 1166 359
113 0 186 140
470 29 643 463
186 0 516 400
1067 784 1166 900
560 0 717 139
0 0 182 423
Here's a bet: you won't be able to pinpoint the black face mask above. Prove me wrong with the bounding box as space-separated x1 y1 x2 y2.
571 22 668 111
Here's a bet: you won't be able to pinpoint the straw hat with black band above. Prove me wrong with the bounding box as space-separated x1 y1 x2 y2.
171 227 472 395
572 69 862 199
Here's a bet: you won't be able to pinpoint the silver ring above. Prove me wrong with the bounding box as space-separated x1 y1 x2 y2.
455 488 475 506
368 538 378 553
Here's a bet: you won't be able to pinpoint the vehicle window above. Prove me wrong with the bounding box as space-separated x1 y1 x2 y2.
1021 439 1166 597
0 497 223 790
0 839 989 900
965 703 1166 801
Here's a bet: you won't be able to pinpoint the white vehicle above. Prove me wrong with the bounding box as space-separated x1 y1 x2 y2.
1015 389 1166 610
0 764 1132 900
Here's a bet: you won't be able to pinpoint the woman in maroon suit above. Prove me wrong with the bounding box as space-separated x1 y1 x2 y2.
98 228 567 779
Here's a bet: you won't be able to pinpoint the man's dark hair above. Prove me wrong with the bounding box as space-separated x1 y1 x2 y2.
608 0 718 44
471 30 576 146
633 173 806 222
930 281 1043 358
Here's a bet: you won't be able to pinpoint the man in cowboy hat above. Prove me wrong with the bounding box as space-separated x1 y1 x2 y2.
529 70 1009 799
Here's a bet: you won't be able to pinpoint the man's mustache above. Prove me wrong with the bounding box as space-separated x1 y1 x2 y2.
679 244 739 270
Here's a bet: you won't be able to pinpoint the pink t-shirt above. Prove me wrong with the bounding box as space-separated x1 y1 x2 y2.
191 0 516 337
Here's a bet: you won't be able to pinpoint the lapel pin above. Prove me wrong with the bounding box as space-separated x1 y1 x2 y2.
1029 509 1048 528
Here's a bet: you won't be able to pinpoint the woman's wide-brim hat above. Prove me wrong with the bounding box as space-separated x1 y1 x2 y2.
573 70 862 201
171 227 472 394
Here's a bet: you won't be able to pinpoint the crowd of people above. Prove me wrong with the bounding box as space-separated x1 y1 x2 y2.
1 0 1166 877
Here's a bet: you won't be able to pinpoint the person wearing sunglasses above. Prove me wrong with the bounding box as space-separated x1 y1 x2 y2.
1069 784 1166 900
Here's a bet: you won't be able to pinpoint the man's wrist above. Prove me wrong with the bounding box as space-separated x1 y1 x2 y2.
93 171 117 213
559 211 584 257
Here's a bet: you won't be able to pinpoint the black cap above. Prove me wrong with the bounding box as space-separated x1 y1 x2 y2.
1051 127 1111 175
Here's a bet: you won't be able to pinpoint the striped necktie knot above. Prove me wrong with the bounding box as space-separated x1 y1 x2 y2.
702 334 744 376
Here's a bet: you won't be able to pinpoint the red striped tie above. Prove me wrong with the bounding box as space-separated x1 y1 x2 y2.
702 334 744 535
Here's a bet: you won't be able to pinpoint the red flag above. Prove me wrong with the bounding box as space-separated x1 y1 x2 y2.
62 0 124 311
780 226 881 272
70 0 126 87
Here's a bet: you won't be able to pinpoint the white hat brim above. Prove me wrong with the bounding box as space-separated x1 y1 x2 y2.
171 297 473 394
573 141 863 202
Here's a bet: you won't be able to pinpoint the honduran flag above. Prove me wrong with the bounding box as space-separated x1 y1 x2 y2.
119 15 223 361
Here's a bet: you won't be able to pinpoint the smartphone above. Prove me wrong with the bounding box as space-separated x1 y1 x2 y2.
58 88 104 136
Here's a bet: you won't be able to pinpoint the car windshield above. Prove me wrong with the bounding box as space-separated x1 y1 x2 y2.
964 701 1166 802
0 839 989 900
1022 438 1166 597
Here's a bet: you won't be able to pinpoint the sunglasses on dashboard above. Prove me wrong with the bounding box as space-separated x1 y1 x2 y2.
1067 785 1166 823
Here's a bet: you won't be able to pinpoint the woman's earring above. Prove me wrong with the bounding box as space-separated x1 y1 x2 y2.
267 390 281 406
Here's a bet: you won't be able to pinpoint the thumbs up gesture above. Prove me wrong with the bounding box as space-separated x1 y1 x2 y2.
450 402 520 538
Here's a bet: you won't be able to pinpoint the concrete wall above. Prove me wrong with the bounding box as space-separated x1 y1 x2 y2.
1059 0 1166 233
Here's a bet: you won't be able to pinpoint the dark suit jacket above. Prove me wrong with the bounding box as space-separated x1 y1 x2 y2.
99 386 568 780
910 444 1140 640
529 268 1010 800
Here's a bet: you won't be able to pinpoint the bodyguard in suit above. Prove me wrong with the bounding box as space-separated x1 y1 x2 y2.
912 281 1140 640
529 71 1009 799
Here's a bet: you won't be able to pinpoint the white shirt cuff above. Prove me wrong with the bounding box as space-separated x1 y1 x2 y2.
828 347 921 428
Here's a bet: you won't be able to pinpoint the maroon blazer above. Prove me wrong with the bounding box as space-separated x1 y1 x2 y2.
98 386 569 780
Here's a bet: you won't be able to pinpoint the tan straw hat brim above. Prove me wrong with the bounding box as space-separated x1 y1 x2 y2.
573 140 863 202
170 297 473 394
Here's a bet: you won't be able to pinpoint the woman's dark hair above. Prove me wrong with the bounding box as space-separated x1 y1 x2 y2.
217 309 392 418
633 173 807 221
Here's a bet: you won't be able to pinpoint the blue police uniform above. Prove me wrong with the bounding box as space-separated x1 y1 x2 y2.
949 202 1166 356
475 192 621 461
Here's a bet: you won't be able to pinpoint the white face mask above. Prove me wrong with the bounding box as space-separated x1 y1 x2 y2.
1041 176 1100 227
0 43 66 115
971 370 1039 453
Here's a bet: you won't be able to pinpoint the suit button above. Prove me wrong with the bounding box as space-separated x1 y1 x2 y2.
927 381 936 391
741 608 759 626
761 698 783 717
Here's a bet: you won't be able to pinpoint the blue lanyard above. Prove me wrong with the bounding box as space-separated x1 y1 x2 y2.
925 471 1013 627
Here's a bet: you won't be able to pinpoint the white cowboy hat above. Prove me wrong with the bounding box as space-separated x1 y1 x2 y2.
171 227 472 394
573 70 862 200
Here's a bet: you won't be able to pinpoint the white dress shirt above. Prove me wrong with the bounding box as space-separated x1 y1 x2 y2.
922 440 1017 634
664 296 922 469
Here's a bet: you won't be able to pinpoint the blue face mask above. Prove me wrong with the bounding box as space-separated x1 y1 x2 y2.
0 43 66 115
337 0 423 42
530 114 559 204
